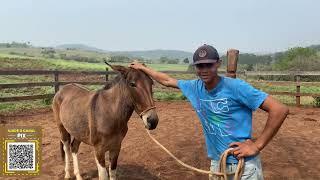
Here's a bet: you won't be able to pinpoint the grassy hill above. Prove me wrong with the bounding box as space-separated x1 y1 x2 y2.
56 44 105 52
0 53 188 71
56 44 193 60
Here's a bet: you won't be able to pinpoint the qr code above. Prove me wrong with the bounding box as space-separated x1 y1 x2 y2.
7 142 36 171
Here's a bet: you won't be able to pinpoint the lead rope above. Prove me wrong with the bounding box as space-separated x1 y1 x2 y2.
146 130 244 180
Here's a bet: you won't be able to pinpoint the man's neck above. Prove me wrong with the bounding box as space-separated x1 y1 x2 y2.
204 76 221 91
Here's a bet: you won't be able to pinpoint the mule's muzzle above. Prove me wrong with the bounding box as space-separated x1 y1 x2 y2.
146 114 158 130
142 110 159 130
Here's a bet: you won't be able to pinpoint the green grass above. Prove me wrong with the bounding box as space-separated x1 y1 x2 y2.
154 91 187 101
0 54 106 71
250 82 320 94
0 53 188 71
248 81 320 106
0 47 109 61
0 99 51 114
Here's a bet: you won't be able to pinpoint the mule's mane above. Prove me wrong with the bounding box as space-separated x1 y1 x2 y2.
72 83 90 91
102 74 123 90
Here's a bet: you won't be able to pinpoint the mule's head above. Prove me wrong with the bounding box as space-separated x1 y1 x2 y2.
106 61 159 130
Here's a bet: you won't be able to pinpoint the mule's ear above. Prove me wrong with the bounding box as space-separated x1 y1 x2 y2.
105 60 129 76
132 59 147 67
112 65 129 75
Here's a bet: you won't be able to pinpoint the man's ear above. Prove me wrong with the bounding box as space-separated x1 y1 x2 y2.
105 61 129 76
216 60 221 68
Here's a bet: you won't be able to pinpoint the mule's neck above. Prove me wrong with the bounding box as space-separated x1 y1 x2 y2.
101 77 135 122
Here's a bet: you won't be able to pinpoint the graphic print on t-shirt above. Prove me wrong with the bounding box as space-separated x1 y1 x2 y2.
197 98 232 137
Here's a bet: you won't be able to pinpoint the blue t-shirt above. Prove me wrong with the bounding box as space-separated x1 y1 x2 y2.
177 76 268 164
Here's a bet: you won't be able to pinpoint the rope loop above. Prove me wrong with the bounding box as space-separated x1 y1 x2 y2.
146 130 244 180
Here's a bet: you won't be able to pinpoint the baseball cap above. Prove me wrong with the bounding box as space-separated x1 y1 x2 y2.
193 44 220 65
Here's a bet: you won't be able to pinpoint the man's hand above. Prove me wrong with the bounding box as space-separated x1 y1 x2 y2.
229 139 260 159
128 60 178 88
129 61 145 70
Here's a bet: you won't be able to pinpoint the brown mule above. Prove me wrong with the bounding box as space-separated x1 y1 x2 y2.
52 63 159 180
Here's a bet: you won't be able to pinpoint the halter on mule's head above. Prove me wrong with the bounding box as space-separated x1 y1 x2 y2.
105 61 159 130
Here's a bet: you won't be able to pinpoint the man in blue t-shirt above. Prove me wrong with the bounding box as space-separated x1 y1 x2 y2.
129 44 289 180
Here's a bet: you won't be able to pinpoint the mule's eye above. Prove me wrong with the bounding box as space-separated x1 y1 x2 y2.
129 82 136 87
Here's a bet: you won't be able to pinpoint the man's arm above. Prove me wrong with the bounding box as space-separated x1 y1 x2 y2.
254 96 289 150
129 61 178 88
230 96 289 158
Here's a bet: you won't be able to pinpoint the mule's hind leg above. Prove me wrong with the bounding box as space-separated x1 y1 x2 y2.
94 148 108 180
108 147 120 180
71 139 83 180
59 124 72 179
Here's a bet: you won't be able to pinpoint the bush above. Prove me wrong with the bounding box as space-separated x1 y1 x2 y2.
154 92 187 101
42 97 53 105
313 97 320 107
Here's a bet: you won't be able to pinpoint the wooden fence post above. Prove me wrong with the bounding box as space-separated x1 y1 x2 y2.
296 75 301 107
226 49 239 79
105 67 109 81
244 70 247 81
54 70 59 94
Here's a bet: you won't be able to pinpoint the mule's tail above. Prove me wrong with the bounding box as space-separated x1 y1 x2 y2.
52 92 66 162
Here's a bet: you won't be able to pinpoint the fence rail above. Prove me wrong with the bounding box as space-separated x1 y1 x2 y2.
0 70 320 106
244 71 320 76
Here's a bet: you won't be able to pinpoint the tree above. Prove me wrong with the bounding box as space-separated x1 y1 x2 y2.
273 47 319 71
187 64 195 72
183 58 189 64
159 56 169 63
167 59 179 64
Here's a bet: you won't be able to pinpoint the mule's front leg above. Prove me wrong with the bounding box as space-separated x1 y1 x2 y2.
109 148 120 180
95 149 109 180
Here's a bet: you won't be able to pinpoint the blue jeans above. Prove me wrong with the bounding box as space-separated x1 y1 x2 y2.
209 155 264 180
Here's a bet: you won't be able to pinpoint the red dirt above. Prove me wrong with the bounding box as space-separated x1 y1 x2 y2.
0 101 319 180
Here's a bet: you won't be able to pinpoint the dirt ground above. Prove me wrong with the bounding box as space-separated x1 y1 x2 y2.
0 101 319 180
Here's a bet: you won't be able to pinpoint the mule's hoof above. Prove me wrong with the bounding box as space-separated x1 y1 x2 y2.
64 173 71 179
76 175 84 180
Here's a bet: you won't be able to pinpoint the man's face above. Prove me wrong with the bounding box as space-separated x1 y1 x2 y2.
195 62 220 83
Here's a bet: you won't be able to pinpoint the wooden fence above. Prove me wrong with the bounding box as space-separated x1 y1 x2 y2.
0 70 319 107
0 70 113 102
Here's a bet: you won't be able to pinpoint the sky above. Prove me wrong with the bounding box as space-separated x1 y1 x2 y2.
0 0 319 53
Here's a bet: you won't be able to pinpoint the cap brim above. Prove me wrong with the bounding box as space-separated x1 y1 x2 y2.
192 59 218 65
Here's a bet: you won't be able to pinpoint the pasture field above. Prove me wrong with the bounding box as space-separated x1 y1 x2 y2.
0 54 189 113
1 102 319 179
0 53 189 71
1 53 320 113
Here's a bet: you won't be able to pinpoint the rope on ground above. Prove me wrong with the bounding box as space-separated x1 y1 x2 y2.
146 130 245 180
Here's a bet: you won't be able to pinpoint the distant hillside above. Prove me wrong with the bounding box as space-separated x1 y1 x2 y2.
1 42 319 67
56 44 192 60
308 44 320 51
56 44 105 52
109 49 193 60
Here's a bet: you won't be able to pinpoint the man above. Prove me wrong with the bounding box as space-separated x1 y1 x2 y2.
129 44 289 180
